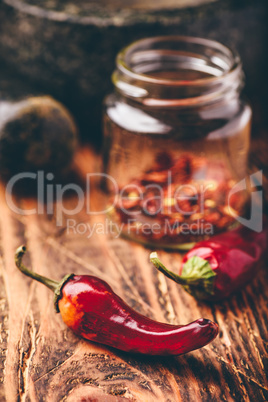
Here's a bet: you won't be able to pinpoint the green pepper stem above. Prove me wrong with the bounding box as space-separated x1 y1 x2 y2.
149 252 186 285
15 245 59 292
150 252 216 300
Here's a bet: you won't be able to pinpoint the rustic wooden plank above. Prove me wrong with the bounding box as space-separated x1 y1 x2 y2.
0 146 267 401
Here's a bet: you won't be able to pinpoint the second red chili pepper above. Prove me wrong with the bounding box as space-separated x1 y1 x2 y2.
150 222 268 301
15 245 218 356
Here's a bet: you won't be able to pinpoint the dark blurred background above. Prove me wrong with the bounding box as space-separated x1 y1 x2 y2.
0 0 267 149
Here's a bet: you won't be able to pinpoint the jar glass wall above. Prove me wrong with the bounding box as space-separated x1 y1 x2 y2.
102 36 252 249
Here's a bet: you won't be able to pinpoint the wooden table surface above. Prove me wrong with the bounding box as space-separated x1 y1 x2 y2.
0 144 267 402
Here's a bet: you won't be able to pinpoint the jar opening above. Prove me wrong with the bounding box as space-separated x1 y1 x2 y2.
113 36 243 106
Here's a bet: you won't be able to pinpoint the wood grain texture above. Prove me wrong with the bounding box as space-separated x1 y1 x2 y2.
0 146 267 402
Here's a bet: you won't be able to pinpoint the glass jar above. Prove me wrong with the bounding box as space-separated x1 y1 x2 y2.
102 36 252 249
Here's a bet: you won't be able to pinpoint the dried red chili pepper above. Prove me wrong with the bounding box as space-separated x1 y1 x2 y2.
150 223 268 301
108 151 248 248
15 245 218 355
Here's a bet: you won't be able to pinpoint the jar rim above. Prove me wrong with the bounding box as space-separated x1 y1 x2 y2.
116 35 241 87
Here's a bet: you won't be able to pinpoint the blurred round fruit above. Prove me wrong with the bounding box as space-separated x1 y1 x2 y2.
0 96 78 179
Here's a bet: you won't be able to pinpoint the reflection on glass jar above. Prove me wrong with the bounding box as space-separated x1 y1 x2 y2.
102 36 252 249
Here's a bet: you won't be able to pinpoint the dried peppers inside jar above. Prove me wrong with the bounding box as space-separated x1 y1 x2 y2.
102 36 252 249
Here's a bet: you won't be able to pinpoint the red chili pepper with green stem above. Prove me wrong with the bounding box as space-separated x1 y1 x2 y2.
15 245 218 356
150 223 268 301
